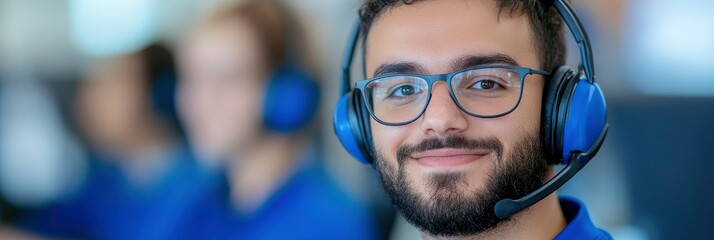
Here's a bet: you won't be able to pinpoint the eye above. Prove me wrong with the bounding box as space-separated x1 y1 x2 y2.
470 79 503 90
388 84 423 97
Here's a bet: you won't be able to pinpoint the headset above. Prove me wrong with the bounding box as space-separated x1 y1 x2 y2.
333 0 608 219
263 66 320 133
260 1 320 133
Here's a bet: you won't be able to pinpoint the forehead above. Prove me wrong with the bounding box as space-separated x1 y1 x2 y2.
365 0 537 76
182 19 262 62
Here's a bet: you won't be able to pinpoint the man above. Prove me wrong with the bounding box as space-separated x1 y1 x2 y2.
338 0 611 239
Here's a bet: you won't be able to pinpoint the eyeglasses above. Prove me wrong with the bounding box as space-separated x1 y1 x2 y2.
354 65 550 126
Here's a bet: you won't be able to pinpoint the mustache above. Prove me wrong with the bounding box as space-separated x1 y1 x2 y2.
396 135 503 164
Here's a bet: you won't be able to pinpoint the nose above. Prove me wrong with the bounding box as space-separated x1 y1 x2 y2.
419 82 469 137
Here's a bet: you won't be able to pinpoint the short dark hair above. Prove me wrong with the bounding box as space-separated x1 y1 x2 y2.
359 0 564 72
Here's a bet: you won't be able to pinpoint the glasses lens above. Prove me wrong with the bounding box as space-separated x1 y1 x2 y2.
450 67 523 117
365 76 428 124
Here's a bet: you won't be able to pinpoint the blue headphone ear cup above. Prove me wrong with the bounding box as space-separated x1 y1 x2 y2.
263 68 319 132
560 75 607 163
333 91 372 164
543 66 577 164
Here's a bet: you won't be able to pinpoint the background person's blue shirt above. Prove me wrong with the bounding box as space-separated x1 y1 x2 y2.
14 145 209 240
555 196 612 240
173 160 378 240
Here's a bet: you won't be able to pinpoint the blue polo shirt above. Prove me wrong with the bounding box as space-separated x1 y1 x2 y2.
555 196 612 240
171 160 378 240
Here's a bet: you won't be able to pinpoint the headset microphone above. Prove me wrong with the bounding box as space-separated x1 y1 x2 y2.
495 125 608 219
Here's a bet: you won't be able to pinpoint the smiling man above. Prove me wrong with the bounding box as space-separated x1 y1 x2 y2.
334 0 611 239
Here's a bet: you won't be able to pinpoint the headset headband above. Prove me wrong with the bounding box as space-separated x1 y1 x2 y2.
341 0 595 90
553 0 595 83
341 20 361 95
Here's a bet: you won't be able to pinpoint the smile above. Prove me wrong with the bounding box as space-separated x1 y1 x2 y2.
410 148 490 168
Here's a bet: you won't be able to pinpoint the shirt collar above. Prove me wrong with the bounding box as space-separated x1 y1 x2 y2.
554 196 612 240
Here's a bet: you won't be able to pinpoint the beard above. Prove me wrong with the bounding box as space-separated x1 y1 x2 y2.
374 133 549 237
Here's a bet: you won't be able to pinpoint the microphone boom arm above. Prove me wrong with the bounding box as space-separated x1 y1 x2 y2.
494 124 609 219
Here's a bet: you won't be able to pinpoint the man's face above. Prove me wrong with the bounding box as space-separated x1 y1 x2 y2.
366 0 550 236
77 54 148 151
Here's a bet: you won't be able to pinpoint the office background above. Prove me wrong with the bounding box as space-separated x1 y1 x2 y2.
1 0 713 239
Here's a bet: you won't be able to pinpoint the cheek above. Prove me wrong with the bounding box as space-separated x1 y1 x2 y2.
371 118 415 165
481 80 543 154
80 81 144 139
226 85 264 137
370 119 424 171
517 79 544 133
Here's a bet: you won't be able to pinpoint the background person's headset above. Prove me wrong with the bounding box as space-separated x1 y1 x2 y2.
254 1 320 133
333 0 608 219
263 66 319 133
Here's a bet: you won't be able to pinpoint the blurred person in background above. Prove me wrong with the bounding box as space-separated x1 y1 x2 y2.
9 44 205 240
175 1 377 239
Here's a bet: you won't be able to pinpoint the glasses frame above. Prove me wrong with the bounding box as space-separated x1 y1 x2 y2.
354 65 550 126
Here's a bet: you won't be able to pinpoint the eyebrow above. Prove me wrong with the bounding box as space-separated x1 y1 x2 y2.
373 62 428 77
451 54 520 71
372 53 520 77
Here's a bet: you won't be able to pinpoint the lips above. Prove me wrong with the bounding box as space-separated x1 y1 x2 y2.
411 148 489 168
